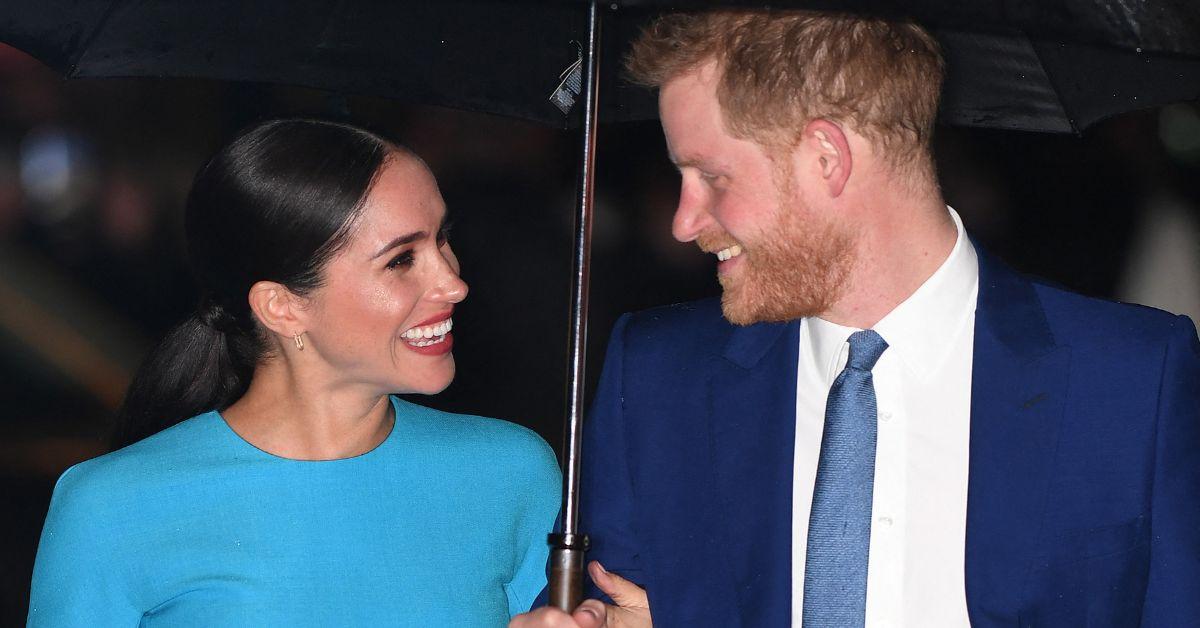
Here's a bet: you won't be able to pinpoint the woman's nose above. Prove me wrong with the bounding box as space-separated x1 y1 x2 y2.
430 247 468 304
437 273 468 304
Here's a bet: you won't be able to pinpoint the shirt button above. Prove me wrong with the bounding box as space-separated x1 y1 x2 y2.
879 410 893 422
877 516 894 527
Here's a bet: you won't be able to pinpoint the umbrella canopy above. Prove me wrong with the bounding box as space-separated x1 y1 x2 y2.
3 0 1200 133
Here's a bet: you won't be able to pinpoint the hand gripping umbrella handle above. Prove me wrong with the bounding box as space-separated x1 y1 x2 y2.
548 0 601 613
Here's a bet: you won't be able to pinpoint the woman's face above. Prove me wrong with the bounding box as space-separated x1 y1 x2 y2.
301 154 467 395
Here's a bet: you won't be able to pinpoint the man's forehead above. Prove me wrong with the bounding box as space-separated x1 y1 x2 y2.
660 61 718 102
659 71 720 160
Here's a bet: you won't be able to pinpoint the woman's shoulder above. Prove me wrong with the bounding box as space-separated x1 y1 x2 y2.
391 397 559 478
51 412 227 506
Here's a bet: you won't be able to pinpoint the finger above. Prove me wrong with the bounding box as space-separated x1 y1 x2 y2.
571 599 607 628
507 607 575 627
588 561 649 608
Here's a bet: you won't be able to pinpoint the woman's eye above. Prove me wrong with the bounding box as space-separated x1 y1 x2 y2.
437 222 454 246
386 251 415 270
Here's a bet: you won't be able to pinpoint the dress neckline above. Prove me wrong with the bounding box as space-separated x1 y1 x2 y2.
210 396 401 464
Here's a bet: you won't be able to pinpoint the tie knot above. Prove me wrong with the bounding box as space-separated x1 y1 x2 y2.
846 329 888 371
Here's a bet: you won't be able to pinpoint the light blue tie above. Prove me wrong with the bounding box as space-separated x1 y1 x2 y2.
802 329 889 627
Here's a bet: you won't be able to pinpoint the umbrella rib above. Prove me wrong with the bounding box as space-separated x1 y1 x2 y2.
1026 35 1080 135
67 0 123 77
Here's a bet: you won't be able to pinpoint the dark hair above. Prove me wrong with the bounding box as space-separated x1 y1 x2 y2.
111 119 394 449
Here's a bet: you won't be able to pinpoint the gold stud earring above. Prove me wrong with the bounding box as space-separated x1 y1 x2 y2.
294 332 305 351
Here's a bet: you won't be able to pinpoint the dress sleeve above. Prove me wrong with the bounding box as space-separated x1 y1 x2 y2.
504 433 562 617
27 464 143 627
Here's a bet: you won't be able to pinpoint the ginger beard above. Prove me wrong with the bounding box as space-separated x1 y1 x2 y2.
701 178 855 326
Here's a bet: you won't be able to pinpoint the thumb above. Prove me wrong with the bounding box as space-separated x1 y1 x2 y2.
589 561 648 609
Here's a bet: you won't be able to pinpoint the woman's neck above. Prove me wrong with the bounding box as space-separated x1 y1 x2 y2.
221 362 394 461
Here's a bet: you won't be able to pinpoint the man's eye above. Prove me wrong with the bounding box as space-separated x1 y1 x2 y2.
386 251 415 270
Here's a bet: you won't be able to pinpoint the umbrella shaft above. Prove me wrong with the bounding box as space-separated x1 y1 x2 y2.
562 0 600 542
550 0 601 613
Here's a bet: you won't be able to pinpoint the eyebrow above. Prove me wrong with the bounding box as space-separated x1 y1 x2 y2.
671 154 710 171
372 231 425 259
370 214 450 260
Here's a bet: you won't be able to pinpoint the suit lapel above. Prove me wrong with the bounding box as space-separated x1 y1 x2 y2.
965 248 1071 622
709 318 801 627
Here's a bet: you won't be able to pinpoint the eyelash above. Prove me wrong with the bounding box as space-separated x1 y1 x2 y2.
385 224 454 271
386 251 415 270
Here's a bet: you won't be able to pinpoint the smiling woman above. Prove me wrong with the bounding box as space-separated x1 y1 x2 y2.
26 119 561 626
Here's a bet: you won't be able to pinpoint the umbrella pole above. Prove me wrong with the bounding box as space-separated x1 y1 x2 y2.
548 0 601 613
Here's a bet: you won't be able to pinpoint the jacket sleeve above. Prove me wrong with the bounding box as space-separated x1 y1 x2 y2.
580 313 646 601
1140 315 1200 624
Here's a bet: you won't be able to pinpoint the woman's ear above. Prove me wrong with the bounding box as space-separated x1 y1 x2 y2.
802 118 852 198
246 280 307 340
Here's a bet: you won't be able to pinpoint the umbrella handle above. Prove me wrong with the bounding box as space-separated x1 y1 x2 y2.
548 533 591 611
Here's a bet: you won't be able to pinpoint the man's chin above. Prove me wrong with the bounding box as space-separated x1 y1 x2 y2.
718 277 758 326
719 285 823 326
720 290 772 326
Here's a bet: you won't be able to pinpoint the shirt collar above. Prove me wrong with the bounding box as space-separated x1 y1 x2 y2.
801 206 979 384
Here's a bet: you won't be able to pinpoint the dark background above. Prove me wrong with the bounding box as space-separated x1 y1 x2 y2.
2 42 1199 623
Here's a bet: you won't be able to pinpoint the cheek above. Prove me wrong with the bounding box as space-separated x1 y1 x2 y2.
711 195 762 239
732 183 794 235
319 279 414 339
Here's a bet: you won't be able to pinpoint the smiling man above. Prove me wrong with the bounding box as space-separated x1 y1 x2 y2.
511 9 1200 628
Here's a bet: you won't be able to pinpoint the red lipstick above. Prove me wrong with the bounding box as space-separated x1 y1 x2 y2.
401 307 456 356
411 308 453 328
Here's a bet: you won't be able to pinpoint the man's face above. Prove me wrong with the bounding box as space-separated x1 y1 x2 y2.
659 62 854 325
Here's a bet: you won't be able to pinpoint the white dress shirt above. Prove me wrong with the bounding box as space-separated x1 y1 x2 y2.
792 207 979 627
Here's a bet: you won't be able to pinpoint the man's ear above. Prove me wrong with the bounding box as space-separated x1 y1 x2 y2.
801 119 852 198
246 280 307 340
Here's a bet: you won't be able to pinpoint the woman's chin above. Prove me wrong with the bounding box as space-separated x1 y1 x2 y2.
393 363 456 396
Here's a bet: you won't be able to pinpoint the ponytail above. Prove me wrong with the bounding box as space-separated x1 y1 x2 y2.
109 118 393 449
111 303 256 450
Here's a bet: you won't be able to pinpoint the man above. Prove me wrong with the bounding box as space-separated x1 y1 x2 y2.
513 9 1200 627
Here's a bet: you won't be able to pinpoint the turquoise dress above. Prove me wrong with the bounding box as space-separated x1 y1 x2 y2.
28 397 561 627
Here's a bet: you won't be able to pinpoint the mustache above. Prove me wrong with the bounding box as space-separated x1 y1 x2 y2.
696 229 738 253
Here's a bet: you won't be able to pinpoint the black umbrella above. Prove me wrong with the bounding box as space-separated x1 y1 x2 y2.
3 0 1200 611
4 0 1200 132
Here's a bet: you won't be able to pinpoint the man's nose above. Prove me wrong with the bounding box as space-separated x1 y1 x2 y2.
671 184 714 243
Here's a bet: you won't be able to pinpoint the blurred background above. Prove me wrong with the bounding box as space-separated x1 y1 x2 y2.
1 38 1199 622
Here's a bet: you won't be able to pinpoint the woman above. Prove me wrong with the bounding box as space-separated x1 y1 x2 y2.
28 119 561 626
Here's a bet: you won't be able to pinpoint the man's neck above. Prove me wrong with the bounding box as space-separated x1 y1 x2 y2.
820 196 958 330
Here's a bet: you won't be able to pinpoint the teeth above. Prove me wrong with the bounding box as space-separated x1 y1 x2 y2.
402 318 453 341
716 245 743 262
409 335 448 348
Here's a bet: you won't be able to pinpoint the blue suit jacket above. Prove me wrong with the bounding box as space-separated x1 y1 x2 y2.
579 249 1200 626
